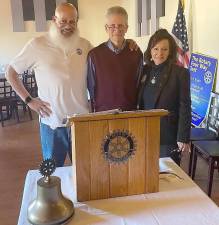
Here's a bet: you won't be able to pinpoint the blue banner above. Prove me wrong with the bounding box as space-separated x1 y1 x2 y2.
189 53 218 127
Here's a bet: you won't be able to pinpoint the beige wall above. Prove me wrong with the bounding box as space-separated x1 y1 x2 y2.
78 0 123 46
0 1 42 67
122 0 179 52
0 0 219 89
0 0 123 68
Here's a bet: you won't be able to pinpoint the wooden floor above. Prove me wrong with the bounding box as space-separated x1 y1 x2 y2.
0 113 218 225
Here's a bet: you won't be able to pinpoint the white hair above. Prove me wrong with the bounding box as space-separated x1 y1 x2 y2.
106 6 128 24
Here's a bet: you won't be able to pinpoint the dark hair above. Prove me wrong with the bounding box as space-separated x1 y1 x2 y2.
144 29 177 66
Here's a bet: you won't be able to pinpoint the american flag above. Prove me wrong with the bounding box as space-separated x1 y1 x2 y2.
172 0 190 68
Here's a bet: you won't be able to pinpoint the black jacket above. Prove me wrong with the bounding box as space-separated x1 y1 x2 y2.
137 63 191 145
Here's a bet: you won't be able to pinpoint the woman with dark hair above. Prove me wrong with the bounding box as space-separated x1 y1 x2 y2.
137 29 191 165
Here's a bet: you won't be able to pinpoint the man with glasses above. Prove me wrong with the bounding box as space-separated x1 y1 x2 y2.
87 6 143 112
6 3 138 167
6 3 92 167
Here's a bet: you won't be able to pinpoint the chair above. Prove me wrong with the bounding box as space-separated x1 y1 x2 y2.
191 92 219 196
188 92 219 176
22 71 38 98
0 78 19 126
191 141 219 196
17 71 38 120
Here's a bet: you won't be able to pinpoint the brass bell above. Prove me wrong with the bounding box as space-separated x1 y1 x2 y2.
27 159 74 225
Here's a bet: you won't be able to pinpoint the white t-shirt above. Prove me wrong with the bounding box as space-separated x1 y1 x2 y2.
10 34 93 129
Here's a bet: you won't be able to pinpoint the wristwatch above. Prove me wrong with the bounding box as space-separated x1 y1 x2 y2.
24 96 32 104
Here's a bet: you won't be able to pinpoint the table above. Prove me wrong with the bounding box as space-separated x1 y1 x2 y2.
18 158 219 225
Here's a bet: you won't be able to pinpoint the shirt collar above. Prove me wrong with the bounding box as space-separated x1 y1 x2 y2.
151 60 168 74
106 39 126 54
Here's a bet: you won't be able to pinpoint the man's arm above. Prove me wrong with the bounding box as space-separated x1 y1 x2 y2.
6 66 52 117
87 54 96 112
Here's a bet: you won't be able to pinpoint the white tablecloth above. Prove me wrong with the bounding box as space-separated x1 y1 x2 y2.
18 158 219 225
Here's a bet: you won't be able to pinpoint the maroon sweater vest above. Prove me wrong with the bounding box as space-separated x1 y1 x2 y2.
89 43 142 112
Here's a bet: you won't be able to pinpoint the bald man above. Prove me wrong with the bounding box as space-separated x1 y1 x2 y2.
6 3 92 166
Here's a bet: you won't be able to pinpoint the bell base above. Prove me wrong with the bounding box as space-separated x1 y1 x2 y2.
28 210 74 225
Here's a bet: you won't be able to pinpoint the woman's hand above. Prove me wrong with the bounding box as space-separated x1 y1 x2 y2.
177 142 191 153
27 98 52 118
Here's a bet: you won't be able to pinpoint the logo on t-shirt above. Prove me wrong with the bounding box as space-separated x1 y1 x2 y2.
76 48 82 55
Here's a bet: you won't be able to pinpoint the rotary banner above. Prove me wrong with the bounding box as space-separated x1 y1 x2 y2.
190 53 218 127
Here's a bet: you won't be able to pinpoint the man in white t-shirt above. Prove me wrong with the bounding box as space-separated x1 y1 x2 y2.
6 3 92 167
6 3 138 167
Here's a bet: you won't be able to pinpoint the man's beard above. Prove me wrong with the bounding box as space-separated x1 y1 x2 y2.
48 23 79 53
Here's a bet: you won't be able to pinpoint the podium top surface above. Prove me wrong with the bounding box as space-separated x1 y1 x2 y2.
67 109 168 123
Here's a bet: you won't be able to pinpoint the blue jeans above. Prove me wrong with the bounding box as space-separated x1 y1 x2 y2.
40 123 72 167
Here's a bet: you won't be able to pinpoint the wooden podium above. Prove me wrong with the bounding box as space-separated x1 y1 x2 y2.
68 109 168 201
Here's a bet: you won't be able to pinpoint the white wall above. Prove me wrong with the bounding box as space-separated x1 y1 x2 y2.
192 0 219 91
0 0 175 65
0 0 44 70
0 0 219 89
0 0 122 70
124 0 219 90
78 0 123 46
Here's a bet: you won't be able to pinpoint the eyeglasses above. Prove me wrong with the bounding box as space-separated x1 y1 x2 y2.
56 17 77 26
106 24 127 31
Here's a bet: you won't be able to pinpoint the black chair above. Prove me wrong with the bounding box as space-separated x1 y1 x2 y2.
17 71 38 120
22 71 38 98
191 141 219 196
191 92 219 196
0 78 19 126
188 92 219 176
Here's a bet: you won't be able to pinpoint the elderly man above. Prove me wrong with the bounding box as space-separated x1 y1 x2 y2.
6 3 138 167
6 3 92 166
87 6 143 112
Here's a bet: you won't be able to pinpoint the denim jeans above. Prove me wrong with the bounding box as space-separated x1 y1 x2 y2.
40 122 72 167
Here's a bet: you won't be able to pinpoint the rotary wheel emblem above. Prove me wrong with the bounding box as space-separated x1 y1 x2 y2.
39 158 56 178
204 71 213 84
102 130 137 163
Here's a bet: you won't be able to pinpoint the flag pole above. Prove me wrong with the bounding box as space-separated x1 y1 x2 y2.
180 0 185 10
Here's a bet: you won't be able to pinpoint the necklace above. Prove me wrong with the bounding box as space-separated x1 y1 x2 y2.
151 73 158 84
